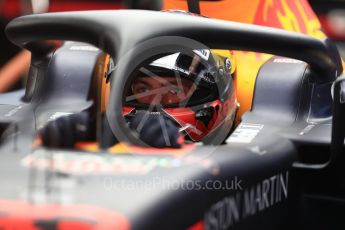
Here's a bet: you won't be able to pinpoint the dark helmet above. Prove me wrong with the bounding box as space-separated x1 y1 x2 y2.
124 49 238 143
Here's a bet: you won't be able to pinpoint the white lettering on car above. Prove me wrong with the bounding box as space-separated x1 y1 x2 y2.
69 46 99 51
227 123 264 144
204 171 289 230
273 58 303 64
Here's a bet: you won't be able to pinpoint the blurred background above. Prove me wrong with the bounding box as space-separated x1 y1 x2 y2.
0 0 162 93
310 0 345 57
0 0 344 93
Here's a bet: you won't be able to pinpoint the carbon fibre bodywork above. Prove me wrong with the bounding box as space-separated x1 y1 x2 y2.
0 10 344 230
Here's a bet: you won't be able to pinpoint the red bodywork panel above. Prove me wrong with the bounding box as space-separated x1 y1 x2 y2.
0 200 130 230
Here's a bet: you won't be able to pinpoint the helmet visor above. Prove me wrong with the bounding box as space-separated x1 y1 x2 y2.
125 52 218 108
130 74 197 106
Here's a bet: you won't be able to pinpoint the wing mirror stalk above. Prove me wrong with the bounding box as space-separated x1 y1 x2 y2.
330 75 345 170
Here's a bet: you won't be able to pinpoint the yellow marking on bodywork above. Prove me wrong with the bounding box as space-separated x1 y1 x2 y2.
233 51 272 124
295 0 325 38
75 142 133 154
277 0 301 32
108 143 132 154
263 0 274 22
212 49 236 74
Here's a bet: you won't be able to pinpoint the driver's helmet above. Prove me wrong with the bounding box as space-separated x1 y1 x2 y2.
123 49 238 143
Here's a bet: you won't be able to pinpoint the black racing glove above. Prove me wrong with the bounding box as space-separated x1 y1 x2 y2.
40 111 183 149
39 112 95 148
129 111 183 148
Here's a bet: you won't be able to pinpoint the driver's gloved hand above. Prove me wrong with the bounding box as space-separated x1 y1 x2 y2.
129 111 184 148
39 112 94 148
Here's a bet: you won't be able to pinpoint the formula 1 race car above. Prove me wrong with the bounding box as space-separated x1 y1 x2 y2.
0 2 345 230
